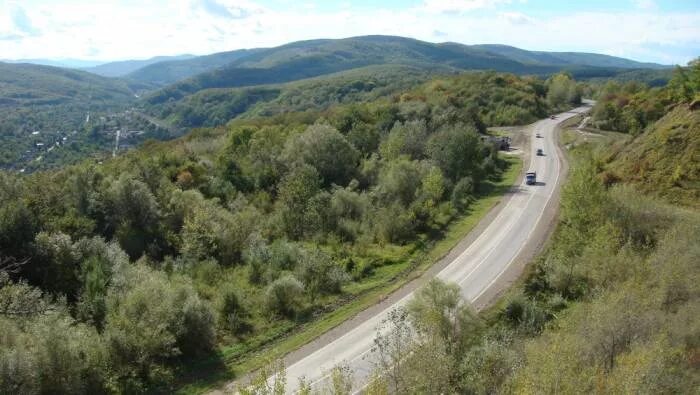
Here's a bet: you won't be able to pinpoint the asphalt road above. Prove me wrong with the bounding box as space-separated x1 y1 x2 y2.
245 105 592 394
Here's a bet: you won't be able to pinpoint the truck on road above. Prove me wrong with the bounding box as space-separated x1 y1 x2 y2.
526 171 537 185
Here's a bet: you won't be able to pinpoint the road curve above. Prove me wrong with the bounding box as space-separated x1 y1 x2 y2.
246 105 592 393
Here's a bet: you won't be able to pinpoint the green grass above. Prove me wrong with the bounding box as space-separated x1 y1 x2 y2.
176 156 523 394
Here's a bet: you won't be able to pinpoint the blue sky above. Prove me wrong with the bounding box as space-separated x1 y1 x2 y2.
1 0 698 64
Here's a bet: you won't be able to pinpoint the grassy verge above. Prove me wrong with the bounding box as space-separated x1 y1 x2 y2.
178 156 523 394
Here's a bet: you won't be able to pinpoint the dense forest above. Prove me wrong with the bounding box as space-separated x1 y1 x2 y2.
0 71 583 393
243 62 700 394
146 65 443 128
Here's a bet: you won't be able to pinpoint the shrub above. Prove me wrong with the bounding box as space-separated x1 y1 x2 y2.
218 287 248 334
295 248 349 297
451 176 474 211
104 264 215 391
282 124 359 187
0 279 108 395
265 274 305 318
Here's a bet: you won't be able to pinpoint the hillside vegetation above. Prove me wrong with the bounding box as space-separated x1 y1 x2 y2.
0 36 667 171
127 48 266 86
150 67 579 130
83 55 196 78
0 71 581 393
149 64 444 128
591 58 700 207
142 35 645 108
472 44 667 69
0 62 142 168
255 72 700 394
603 105 699 207
0 62 135 107
326 146 699 395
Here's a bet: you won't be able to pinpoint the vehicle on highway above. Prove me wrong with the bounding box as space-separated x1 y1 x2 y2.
525 171 537 185
550 115 556 120
536 133 542 138
536 148 544 156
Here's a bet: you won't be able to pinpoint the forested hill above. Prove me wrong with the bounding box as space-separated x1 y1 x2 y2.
82 55 196 78
0 71 582 393
147 64 446 128
118 36 668 89
472 44 667 69
125 48 267 85
0 36 672 171
141 35 666 105
0 62 135 107
307 60 699 395
0 62 145 168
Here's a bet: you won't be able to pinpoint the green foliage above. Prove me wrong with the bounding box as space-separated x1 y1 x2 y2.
591 58 699 135
276 164 322 239
602 104 700 208
217 287 248 334
0 311 108 394
0 70 582 393
380 120 429 160
371 280 482 393
407 279 481 357
282 124 359 187
427 123 483 182
545 72 582 109
451 176 474 211
295 248 349 298
265 275 305 318
365 124 699 394
104 264 215 391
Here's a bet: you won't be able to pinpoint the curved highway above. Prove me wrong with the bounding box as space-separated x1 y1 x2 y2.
241 105 592 393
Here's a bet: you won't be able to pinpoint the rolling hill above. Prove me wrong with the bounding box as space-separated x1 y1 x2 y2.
140 36 669 107
142 36 542 104
471 44 667 69
0 36 674 169
0 62 135 107
149 64 445 127
125 48 267 86
82 55 196 77
0 62 140 168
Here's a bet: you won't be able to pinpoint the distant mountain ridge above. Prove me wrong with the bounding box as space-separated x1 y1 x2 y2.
71 35 667 88
0 35 675 170
1 58 105 68
140 35 670 105
125 48 268 85
0 62 135 107
82 55 196 77
10 36 669 88
470 44 668 69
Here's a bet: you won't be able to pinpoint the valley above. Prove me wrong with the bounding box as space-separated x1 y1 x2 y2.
0 20 697 395
0 36 672 172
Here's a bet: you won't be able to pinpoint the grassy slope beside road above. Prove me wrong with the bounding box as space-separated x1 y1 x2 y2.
472 107 699 394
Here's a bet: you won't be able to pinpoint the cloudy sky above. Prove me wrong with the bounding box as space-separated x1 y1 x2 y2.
1 0 699 65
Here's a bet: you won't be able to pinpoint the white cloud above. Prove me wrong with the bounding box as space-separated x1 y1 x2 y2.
500 12 534 25
0 0 697 65
421 0 511 14
634 0 657 10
